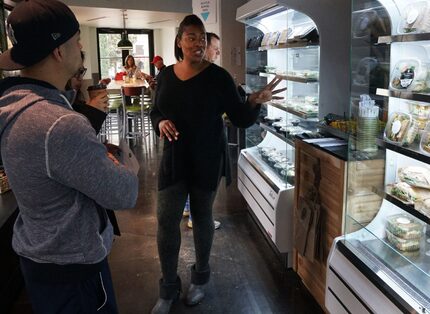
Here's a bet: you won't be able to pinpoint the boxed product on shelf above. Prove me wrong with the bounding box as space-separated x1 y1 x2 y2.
384 112 418 146
398 1 430 34
390 58 429 92
386 213 424 239
385 229 421 252
398 166 430 189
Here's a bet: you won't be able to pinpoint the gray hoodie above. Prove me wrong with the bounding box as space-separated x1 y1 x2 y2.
0 78 138 265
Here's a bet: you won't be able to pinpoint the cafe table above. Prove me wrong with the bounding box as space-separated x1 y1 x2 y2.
106 79 147 94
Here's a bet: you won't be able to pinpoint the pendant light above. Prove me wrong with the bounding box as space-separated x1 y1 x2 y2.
117 9 133 50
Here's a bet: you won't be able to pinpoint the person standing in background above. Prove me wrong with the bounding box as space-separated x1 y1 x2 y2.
150 14 284 313
204 32 221 63
183 32 222 230
0 1 138 313
66 51 109 133
148 55 166 91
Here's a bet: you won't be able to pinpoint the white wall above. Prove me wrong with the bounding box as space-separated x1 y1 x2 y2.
79 25 97 81
153 28 178 67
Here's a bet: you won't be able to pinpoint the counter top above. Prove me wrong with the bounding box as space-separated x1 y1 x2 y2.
0 191 17 228
296 135 348 161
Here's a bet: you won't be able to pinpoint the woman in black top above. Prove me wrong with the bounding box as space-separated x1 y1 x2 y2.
150 14 284 314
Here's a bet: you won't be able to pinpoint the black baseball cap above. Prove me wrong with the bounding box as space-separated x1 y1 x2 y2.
0 0 80 70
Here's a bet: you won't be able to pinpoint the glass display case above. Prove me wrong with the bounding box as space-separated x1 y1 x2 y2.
327 0 430 313
237 1 320 266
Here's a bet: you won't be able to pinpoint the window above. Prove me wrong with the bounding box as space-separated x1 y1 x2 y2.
97 28 154 80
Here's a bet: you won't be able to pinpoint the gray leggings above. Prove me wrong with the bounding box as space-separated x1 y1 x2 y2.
157 181 217 285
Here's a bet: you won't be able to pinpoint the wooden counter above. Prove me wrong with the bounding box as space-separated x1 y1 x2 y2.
293 139 346 311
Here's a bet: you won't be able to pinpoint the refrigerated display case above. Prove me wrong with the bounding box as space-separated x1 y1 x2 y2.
236 0 320 267
326 1 430 313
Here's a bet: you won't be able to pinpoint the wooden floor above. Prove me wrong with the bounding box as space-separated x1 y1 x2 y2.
10 137 323 314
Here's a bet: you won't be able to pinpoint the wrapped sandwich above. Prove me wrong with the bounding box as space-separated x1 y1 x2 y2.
414 198 430 218
389 181 430 203
398 166 430 189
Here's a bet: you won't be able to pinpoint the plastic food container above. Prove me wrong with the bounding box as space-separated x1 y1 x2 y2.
386 214 423 239
420 121 430 155
409 102 430 119
397 1 430 34
390 59 428 92
384 112 418 146
258 147 276 161
386 230 421 252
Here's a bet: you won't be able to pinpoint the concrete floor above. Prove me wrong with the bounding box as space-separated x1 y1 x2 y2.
10 136 322 314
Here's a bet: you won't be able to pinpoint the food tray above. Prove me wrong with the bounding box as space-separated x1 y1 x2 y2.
386 213 424 239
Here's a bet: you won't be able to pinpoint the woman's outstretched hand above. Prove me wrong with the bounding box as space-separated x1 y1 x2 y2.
248 75 286 106
159 119 179 141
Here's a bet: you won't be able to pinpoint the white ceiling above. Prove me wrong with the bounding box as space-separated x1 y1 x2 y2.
69 6 189 29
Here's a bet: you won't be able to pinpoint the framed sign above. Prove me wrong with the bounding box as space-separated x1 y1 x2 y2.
193 0 217 24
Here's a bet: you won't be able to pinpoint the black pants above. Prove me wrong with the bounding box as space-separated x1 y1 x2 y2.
20 257 118 314
156 181 217 299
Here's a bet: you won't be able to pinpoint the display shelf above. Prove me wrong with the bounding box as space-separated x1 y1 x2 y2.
258 42 319 51
384 193 430 225
338 239 426 314
258 122 296 147
380 140 430 165
378 33 430 45
376 88 430 102
241 148 290 191
266 101 318 120
259 72 318 83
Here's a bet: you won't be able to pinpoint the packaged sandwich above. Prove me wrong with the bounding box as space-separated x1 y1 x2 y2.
398 1 430 34
386 230 421 251
420 121 430 155
384 112 418 146
414 198 430 218
398 166 430 189
390 59 429 92
386 213 424 239
389 181 430 203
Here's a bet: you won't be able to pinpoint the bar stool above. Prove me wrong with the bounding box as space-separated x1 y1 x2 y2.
121 86 149 146
106 94 123 141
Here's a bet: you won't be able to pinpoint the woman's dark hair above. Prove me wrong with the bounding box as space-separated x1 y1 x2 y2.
124 55 136 69
174 14 205 61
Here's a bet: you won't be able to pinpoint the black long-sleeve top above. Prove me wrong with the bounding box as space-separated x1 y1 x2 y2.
150 63 260 191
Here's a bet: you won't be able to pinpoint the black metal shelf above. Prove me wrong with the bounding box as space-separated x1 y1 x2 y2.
257 42 319 51
384 193 430 225
259 72 318 83
376 88 430 102
379 140 430 164
378 33 430 45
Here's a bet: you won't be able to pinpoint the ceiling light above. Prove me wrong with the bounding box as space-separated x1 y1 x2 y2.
117 10 133 50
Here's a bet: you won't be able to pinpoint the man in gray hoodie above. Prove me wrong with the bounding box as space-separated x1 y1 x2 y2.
0 1 138 313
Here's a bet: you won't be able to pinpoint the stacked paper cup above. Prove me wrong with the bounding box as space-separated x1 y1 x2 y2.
357 95 379 153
